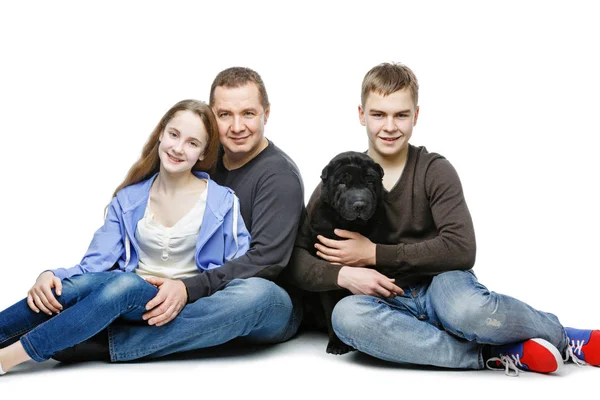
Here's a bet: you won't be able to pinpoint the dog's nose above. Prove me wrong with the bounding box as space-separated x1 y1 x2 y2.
352 201 366 212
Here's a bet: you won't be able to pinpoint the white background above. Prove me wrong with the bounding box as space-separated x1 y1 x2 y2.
1 0 599 397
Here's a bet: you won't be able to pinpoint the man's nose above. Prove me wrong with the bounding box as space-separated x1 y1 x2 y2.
231 115 244 133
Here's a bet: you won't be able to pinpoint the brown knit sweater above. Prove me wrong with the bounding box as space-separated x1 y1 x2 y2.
283 144 476 292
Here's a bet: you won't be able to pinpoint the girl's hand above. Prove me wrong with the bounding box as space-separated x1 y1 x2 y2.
27 271 63 315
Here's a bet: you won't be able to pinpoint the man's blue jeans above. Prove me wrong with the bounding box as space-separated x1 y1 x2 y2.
105 277 301 361
0 272 158 362
331 269 569 369
1 273 300 363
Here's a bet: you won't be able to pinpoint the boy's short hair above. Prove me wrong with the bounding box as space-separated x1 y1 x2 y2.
209 67 270 110
361 62 419 108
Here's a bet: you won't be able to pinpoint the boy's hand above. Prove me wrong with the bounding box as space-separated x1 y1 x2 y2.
315 229 376 267
27 271 63 315
337 266 404 297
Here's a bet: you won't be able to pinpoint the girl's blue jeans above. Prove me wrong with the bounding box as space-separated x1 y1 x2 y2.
0 272 157 362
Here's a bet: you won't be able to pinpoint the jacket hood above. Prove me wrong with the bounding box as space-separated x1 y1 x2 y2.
116 171 235 220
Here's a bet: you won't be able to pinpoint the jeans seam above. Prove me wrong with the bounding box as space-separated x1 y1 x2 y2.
111 302 290 361
0 324 37 347
20 334 44 362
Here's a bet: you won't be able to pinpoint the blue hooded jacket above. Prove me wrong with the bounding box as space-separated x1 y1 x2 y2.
52 172 250 280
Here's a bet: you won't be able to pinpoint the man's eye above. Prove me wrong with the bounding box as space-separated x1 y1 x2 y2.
372 113 382 118
219 112 230 118
244 112 255 117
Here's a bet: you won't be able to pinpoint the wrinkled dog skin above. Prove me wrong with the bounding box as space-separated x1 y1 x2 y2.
310 151 384 354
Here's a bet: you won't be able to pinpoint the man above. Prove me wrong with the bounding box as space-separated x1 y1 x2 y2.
54 67 305 362
286 62 599 376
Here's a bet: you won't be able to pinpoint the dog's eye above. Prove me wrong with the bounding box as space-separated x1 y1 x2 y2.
335 173 352 186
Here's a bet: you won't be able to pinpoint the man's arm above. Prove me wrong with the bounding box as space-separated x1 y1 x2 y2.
182 170 304 302
283 184 343 292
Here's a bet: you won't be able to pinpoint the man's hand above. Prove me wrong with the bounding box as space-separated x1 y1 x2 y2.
315 229 376 267
27 271 63 315
143 277 188 326
337 266 404 297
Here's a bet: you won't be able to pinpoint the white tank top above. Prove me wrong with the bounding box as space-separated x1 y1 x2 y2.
134 187 208 280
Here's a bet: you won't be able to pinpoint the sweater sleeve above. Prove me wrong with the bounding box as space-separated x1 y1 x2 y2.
51 197 125 280
282 184 343 291
375 158 476 276
182 170 304 302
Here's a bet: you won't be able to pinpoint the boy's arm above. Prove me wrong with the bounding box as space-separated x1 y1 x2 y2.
315 158 476 276
375 157 476 275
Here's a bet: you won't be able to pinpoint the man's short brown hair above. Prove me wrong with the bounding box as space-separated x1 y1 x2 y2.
361 62 419 108
209 67 269 110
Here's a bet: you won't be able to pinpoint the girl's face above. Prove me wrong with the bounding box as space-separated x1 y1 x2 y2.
158 110 208 175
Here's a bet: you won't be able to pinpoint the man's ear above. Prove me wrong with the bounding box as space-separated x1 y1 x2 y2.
263 105 271 125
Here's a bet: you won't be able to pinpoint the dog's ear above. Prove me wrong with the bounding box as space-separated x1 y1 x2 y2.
372 161 384 180
320 162 333 181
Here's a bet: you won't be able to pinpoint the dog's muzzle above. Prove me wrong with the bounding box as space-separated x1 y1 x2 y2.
337 189 376 221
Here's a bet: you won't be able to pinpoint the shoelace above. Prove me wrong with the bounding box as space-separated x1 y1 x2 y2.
486 353 521 377
564 339 588 367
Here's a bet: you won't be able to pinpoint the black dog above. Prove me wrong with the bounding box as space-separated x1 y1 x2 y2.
309 151 384 354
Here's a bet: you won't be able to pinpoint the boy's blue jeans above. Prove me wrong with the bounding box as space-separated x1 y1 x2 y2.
0 272 158 362
331 269 569 369
1 273 300 362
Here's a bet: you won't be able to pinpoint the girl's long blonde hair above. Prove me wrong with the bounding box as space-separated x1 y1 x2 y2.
112 99 220 198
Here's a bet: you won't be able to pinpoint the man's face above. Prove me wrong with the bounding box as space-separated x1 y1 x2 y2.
212 83 270 160
359 88 419 159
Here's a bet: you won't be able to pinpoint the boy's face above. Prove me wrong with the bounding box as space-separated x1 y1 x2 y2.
359 88 419 159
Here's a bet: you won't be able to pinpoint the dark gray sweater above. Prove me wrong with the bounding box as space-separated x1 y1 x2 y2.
182 140 304 302
284 145 476 291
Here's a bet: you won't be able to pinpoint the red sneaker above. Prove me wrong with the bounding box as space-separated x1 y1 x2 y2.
486 338 563 376
564 328 600 366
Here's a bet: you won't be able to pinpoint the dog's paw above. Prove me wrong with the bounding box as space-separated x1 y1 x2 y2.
326 337 355 355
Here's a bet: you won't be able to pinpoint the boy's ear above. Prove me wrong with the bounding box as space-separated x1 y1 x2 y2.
358 105 366 126
413 105 420 126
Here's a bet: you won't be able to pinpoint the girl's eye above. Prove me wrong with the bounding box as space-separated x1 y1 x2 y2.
189 142 198 147
169 131 178 137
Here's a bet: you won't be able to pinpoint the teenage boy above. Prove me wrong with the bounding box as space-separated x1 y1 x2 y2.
287 62 599 376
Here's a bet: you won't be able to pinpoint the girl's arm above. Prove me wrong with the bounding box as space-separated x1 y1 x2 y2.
51 197 125 280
